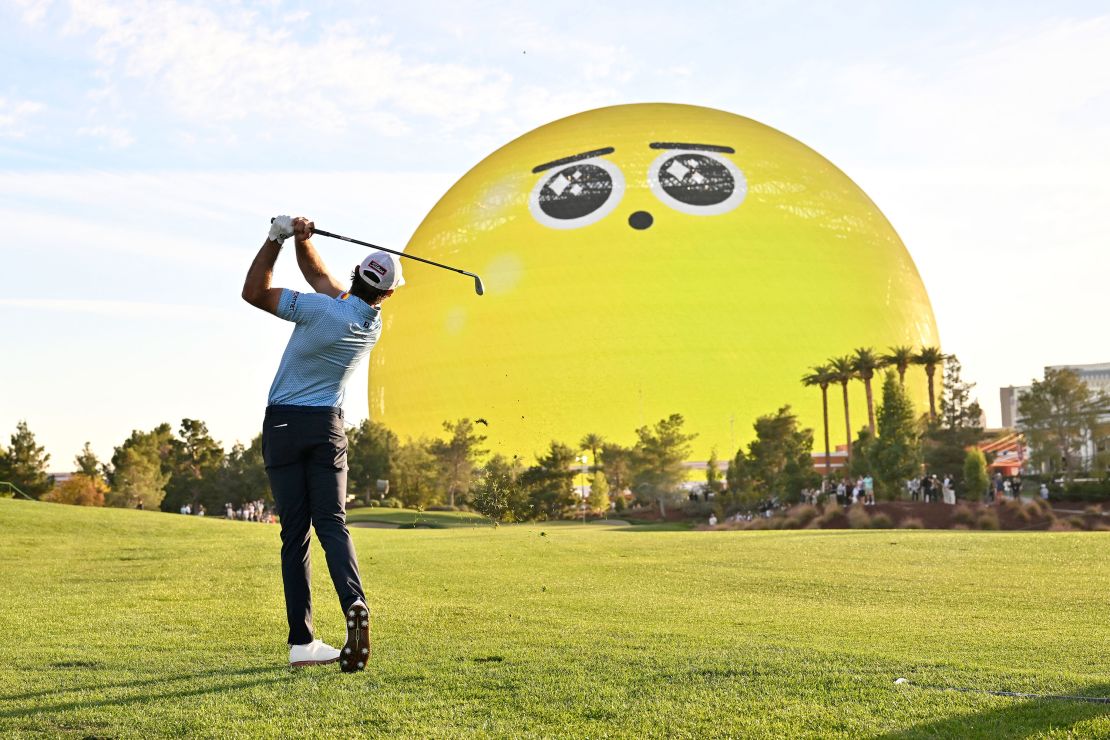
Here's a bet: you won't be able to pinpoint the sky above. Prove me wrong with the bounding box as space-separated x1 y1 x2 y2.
2 0 1108 470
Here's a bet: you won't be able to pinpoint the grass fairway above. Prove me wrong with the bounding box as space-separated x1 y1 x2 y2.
345 506 493 528
1 500 1107 738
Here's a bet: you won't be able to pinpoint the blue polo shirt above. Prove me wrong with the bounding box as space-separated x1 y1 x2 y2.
267 289 382 407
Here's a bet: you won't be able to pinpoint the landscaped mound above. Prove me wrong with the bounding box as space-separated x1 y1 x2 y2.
714 499 1109 532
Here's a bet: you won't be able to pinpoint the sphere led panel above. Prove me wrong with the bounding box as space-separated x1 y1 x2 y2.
370 103 938 460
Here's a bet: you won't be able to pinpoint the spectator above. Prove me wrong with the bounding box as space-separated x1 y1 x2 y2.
708 513 718 527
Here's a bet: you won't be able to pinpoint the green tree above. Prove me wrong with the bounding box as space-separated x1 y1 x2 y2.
428 419 487 508
163 419 224 513
851 347 882 436
108 424 174 509
523 442 578 519
472 454 529 522
588 469 611 514
221 436 270 507
738 406 818 505
704 447 722 498
75 442 105 482
2 421 53 498
801 364 835 479
881 345 916 385
631 414 696 516
580 433 605 473
913 346 948 421
963 448 989 502
924 356 984 488
392 437 440 508
1019 368 1110 480
829 356 857 463
870 371 922 498
348 420 398 502
599 442 632 502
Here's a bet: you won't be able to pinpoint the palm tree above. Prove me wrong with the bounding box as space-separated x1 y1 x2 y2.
801 364 835 479
851 347 882 437
913 346 947 421
829 356 857 463
579 433 605 472
881 345 915 384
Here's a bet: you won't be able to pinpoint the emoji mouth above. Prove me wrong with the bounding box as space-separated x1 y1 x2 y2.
628 211 653 230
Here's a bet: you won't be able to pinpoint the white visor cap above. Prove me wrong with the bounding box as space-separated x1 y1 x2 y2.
356 251 405 290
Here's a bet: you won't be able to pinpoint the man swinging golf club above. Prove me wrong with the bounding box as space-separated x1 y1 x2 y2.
241 214 403 671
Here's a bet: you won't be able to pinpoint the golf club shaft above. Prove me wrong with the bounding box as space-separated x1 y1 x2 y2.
270 219 484 295
313 229 468 278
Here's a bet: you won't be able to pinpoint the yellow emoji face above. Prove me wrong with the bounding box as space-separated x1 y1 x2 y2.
370 103 938 460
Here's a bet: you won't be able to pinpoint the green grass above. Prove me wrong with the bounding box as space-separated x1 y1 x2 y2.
345 506 493 528
1 499 1108 738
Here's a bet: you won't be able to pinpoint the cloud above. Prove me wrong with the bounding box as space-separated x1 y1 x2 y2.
0 97 45 138
54 0 513 136
78 124 135 148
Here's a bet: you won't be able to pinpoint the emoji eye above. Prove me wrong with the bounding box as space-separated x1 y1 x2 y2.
529 159 625 229
649 151 746 215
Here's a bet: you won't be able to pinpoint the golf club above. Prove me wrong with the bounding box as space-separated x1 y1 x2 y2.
272 218 485 296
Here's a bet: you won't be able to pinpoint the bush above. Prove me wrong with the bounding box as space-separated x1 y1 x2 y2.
427 505 459 512
952 505 976 527
976 511 1000 530
899 517 925 529
1084 504 1103 517
869 512 894 529
1068 515 1086 530
846 506 872 529
1061 479 1110 501
368 500 381 507
381 497 403 509
786 504 819 526
1048 520 1073 531
683 500 715 518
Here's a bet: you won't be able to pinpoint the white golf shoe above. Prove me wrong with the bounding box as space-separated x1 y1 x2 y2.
288 639 341 667
340 600 371 673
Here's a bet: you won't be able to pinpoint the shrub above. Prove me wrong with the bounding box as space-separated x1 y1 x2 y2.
870 512 894 528
427 505 459 511
381 497 403 509
1092 522 1110 532
368 500 381 507
952 523 970 530
1068 516 1086 530
1084 504 1103 517
787 504 819 526
1048 520 1073 531
976 511 1000 530
952 505 976 527
899 517 925 529
846 506 872 529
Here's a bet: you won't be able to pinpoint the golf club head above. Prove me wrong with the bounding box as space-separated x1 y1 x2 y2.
471 274 485 296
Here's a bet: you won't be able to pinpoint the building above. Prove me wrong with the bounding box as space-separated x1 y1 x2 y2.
1000 361 1110 473
1000 362 1110 429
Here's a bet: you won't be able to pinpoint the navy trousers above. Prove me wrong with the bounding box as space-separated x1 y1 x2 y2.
262 405 366 645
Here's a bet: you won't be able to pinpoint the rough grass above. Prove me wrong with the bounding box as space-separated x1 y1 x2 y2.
1 499 1108 738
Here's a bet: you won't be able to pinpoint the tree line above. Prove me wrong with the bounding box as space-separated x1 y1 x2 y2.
3 354 1105 519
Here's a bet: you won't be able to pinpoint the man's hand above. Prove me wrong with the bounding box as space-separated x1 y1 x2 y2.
268 215 295 245
293 217 315 243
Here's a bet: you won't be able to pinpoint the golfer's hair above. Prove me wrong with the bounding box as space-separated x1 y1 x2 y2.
349 269 391 306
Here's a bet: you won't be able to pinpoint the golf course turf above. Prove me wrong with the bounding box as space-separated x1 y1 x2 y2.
0 499 1107 738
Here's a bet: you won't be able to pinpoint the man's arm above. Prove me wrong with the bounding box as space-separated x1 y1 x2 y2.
241 237 285 315
292 217 345 298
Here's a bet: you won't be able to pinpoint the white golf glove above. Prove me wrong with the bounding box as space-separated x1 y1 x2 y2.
268 215 294 245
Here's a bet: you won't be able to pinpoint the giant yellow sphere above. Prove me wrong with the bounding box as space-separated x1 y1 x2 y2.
370 103 938 460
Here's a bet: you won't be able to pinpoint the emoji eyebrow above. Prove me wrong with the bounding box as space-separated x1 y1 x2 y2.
532 147 615 173
650 142 735 153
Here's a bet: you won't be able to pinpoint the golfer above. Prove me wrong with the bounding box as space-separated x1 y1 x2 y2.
241 214 403 671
